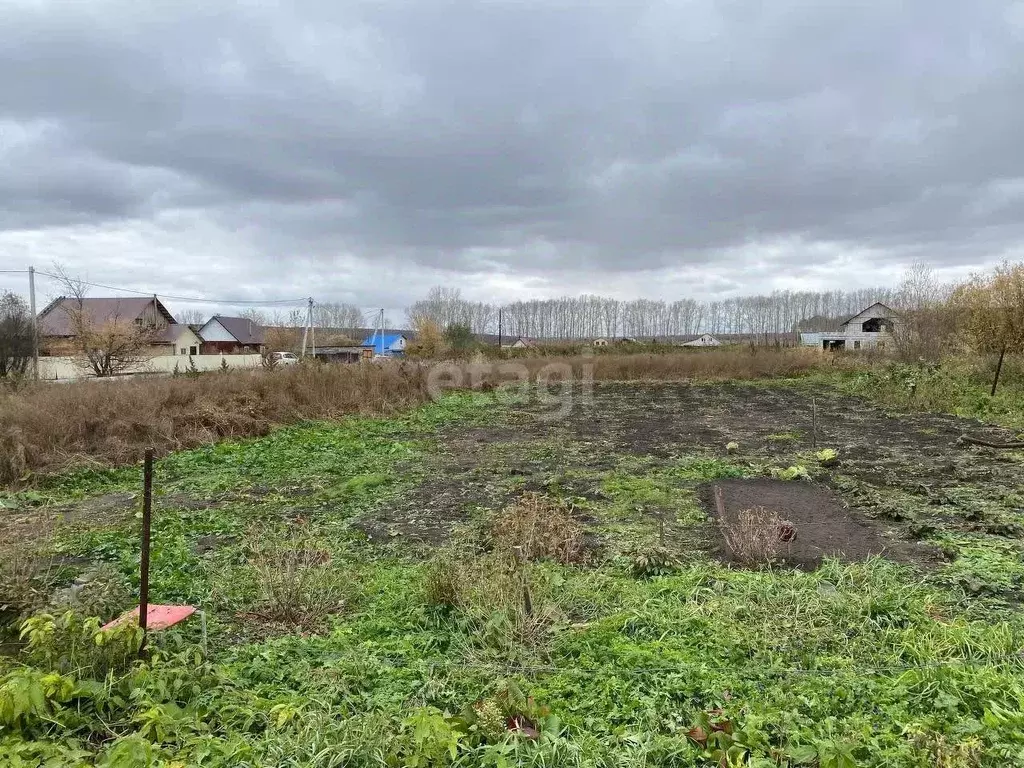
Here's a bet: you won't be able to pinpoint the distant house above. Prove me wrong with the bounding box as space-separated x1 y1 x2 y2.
678 333 722 348
362 333 407 356
509 337 537 349
198 316 266 354
800 302 899 351
37 296 177 356
592 338 610 347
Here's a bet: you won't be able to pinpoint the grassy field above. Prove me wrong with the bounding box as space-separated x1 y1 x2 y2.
2 374 1024 766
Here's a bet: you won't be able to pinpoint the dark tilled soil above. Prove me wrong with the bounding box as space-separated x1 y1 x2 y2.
353 382 1024 558
702 478 932 569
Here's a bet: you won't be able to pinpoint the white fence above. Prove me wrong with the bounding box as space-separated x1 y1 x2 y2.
38 354 263 381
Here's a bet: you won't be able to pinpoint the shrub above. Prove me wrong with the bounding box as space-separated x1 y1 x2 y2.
489 493 585 564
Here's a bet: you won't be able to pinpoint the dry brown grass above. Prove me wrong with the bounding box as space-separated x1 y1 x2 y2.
0 362 430 483
490 492 586 564
0 347 824 485
542 347 823 382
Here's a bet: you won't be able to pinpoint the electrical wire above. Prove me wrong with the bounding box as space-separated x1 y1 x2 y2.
30 270 309 305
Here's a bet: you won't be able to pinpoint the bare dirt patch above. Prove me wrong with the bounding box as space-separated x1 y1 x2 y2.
341 382 1023 570
702 479 931 569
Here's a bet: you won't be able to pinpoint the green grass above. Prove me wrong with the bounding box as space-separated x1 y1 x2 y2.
803 358 1024 432
3 385 1024 767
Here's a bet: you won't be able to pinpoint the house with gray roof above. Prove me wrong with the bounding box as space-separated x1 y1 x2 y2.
198 316 266 354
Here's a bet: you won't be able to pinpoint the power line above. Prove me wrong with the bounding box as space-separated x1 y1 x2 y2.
7 268 309 306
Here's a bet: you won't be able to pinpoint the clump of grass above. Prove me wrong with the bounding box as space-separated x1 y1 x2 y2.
243 524 348 628
489 492 585 564
422 548 467 609
422 546 559 660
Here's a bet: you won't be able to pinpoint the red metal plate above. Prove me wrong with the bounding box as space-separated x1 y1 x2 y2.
102 604 196 631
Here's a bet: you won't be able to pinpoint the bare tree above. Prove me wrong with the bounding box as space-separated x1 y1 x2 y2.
239 308 268 325
0 291 33 378
176 308 206 325
53 266 156 377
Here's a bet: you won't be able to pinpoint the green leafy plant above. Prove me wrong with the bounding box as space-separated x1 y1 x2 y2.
815 448 839 467
629 545 680 578
772 465 811 481
19 611 143 677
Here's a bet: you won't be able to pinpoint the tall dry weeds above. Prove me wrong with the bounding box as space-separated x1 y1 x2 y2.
490 492 586 564
720 507 792 565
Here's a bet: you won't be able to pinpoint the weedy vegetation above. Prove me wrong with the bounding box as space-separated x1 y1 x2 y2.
2 352 1024 766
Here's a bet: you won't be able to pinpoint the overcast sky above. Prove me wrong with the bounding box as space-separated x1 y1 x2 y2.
2 0 1023 319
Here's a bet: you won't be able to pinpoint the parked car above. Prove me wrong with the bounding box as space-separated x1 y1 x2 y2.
270 351 299 365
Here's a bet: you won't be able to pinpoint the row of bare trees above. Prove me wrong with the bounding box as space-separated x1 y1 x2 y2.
405 285 915 339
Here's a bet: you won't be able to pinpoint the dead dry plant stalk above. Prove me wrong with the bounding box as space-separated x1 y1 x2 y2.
490 492 585 564
714 486 789 565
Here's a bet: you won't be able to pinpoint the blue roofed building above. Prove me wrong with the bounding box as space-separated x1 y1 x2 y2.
361 333 408 356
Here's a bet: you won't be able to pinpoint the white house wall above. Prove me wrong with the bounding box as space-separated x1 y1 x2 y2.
198 319 236 342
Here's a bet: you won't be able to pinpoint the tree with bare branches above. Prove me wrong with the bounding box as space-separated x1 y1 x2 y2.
53 267 157 377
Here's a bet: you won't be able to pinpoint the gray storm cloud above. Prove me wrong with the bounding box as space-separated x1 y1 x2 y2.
1 0 1023 305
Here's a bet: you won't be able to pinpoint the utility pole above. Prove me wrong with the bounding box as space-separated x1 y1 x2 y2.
28 266 38 380
498 308 502 348
301 297 313 357
369 308 384 356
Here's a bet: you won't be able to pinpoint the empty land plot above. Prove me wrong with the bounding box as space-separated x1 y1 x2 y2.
2 382 1024 766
